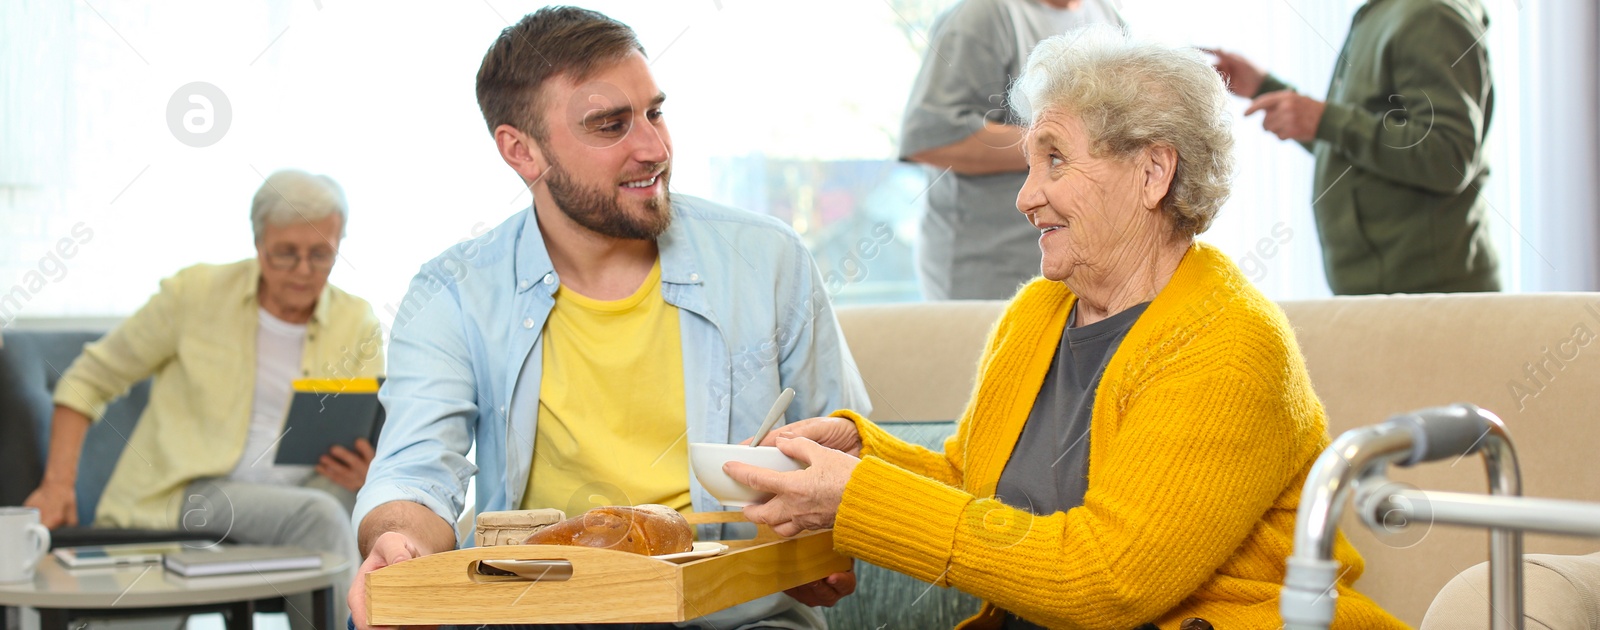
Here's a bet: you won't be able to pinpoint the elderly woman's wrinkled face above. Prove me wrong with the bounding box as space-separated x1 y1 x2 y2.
1016 110 1170 284
256 214 342 316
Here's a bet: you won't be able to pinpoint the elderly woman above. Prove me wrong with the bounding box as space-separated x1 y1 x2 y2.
729 30 1406 629
23 170 381 625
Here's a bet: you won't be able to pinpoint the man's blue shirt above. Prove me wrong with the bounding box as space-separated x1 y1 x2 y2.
354 194 872 541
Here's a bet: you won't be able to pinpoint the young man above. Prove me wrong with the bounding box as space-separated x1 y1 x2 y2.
349 7 867 630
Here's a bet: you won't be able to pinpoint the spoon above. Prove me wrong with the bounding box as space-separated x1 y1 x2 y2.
748 387 796 447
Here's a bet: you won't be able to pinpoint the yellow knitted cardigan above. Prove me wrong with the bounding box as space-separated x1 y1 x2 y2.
832 242 1408 630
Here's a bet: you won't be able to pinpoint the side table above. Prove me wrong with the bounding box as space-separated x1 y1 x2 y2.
0 552 346 630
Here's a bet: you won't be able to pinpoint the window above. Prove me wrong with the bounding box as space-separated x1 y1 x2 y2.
0 0 1531 331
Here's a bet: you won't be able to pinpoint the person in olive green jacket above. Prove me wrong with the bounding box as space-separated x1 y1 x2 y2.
1207 0 1499 294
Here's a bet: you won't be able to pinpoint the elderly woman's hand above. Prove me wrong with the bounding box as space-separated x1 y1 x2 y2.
747 416 862 457
725 436 859 537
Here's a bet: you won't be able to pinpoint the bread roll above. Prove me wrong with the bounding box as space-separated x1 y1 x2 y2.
522 504 693 556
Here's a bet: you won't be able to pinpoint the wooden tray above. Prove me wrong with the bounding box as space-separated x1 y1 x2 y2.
365 511 851 625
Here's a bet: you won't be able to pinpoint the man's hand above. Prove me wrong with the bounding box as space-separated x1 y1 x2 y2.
1201 47 1266 98
752 416 862 457
23 480 78 529
317 438 375 493
784 569 856 608
728 436 859 537
349 531 426 630
1246 91 1327 143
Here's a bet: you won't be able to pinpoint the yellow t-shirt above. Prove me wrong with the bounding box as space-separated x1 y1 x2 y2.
520 260 692 515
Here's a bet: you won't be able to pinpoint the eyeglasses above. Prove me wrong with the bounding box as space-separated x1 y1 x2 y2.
264 250 336 272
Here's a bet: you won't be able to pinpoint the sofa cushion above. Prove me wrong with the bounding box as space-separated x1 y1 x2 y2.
835 301 999 422
1421 552 1600 629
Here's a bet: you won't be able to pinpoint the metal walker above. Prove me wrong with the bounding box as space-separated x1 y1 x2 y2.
1280 403 1600 630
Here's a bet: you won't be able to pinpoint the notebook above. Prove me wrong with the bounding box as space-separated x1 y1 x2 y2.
273 377 386 465
163 545 322 577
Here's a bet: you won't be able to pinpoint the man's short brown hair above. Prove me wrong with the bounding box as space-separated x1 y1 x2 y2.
475 6 645 141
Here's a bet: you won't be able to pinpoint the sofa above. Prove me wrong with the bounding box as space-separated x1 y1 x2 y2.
832 292 1600 628
10 291 1599 628
0 328 149 527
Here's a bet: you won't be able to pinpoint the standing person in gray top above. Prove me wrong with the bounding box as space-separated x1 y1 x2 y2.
901 0 1124 300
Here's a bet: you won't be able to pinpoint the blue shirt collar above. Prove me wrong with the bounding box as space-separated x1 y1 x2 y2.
513 209 554 295
512 201 705 295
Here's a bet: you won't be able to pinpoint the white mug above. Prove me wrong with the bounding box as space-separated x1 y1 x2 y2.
0 507 51 583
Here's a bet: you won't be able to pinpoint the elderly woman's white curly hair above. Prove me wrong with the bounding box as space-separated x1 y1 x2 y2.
1009 26 1234 236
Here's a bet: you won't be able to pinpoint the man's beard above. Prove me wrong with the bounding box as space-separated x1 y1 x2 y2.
544 154 672 241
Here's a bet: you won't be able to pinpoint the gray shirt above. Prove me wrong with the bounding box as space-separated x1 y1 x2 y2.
900 0 1124 300
995 300 1149 629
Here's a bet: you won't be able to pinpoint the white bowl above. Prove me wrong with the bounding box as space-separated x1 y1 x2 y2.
689 443 806 507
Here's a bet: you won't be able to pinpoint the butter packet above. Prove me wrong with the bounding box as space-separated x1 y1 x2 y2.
475 508 566 547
